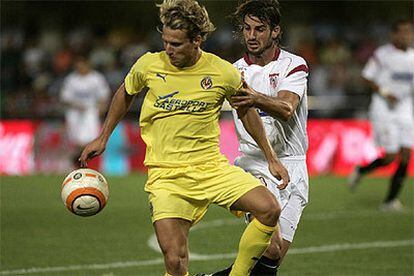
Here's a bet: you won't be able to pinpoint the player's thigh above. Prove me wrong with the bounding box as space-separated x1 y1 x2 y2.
145 168 209 225
202 162 264 211
154 218 191 256
248 159 309 242
231 185 279 216
399 122 414 155
371 120 399 153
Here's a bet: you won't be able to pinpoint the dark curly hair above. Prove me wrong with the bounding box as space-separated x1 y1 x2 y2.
232 0 282 44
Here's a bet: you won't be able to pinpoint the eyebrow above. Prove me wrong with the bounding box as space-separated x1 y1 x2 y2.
243 21 267 29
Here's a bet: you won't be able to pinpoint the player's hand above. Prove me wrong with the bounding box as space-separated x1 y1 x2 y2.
385 94 398 106
231 80 257 108
379 88 398 107
268 159 290 190
79 136 107 167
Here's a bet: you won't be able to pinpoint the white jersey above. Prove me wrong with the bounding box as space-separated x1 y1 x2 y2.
60 71 110 145
232 48 309 159
363 43 414 122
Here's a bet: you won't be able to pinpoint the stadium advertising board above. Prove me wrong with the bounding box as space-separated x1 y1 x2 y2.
0 120 413 176
0 121 36 175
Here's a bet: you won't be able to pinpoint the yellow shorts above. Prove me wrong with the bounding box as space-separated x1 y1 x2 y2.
145 160 262 225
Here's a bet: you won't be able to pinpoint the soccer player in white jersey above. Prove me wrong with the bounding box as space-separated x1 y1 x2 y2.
348 20 414 211
60 56 110 167
206 1 309 275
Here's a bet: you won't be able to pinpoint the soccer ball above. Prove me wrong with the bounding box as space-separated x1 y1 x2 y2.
61 168 109 217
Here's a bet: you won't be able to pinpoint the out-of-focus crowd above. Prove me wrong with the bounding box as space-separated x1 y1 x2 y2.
1 22 391 119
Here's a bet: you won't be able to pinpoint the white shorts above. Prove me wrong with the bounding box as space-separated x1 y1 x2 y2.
235 155 309 242
371 119 414 153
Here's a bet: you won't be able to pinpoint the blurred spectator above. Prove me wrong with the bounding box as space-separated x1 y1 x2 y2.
60 56 110 168
1 19 410 120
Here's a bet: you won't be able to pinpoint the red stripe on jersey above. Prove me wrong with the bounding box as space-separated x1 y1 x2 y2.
243 48 281 65
286 64 309 77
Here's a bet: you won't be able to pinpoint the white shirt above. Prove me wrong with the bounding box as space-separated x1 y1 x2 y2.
363 43 414 122
232 48 309 159
60 71 110 145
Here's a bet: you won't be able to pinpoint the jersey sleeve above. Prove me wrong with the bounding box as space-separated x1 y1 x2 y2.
124 52 152 95
278 60 309 99
222 63 243 99
362 51 381 83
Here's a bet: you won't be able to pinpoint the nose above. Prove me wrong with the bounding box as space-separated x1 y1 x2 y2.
164 43 173 55
247 29 256 40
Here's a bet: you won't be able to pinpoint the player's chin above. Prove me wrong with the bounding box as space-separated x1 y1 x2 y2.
171 59 184 68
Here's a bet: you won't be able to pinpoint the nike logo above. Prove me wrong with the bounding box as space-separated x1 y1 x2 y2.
76 205 95 211
158 91 179 99
156 73 167 82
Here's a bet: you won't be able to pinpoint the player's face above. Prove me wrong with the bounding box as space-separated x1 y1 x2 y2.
162 27 201 68
242 15 280 56
393 23 414 49
75 60 90 75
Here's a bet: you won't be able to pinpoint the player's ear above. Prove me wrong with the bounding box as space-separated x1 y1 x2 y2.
192 35 202 48
271 25 281 40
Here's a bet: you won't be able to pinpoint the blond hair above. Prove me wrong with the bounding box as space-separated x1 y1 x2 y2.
157 0 215 41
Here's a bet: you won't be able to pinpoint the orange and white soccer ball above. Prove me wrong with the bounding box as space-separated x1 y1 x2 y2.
61 168 109 217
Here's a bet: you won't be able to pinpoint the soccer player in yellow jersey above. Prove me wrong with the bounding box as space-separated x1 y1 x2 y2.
80 1 289 275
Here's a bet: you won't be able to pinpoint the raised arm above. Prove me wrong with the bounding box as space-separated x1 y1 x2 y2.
79 83 135 166
232 80 299 121
237 106 290 189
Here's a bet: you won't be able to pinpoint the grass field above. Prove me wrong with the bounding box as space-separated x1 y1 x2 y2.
1 174 413 276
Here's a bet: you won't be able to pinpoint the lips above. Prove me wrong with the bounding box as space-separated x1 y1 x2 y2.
247 41 259 48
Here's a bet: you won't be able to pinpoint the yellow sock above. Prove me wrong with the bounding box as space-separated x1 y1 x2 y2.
230 219 275 276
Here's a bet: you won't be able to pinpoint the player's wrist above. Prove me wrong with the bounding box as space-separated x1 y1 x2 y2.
98 133 110 143
265 152 279 165
254 91 266 108
379 87 391 98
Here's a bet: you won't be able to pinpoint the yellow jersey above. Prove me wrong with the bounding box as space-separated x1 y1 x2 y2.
125 51 242 167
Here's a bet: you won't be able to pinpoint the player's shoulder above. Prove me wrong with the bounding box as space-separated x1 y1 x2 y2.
203 51 240 81
203 51 237 71
136 51 163 64
407 46 414 56
90 70 105 79
233 56 246 67
279 49 308 67
202 51 241 86
129 51 165 73
64 72 78 82
373 43 404 58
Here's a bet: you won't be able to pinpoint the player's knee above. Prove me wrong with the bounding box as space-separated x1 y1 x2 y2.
255 199 280 226
164 250 187 274
161 244 188 274
383 154 397 165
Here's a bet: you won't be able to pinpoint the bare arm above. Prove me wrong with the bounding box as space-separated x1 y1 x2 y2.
79 83 135 166
362 77 398 105
237 107 290 189
231 81 299 121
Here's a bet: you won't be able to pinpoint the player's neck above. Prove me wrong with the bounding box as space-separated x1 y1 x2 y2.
247 45 279 66
392 42 408 51
183 48 202 68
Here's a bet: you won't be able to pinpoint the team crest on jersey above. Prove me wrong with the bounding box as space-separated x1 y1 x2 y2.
269 73 279 89
200 76 213 90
